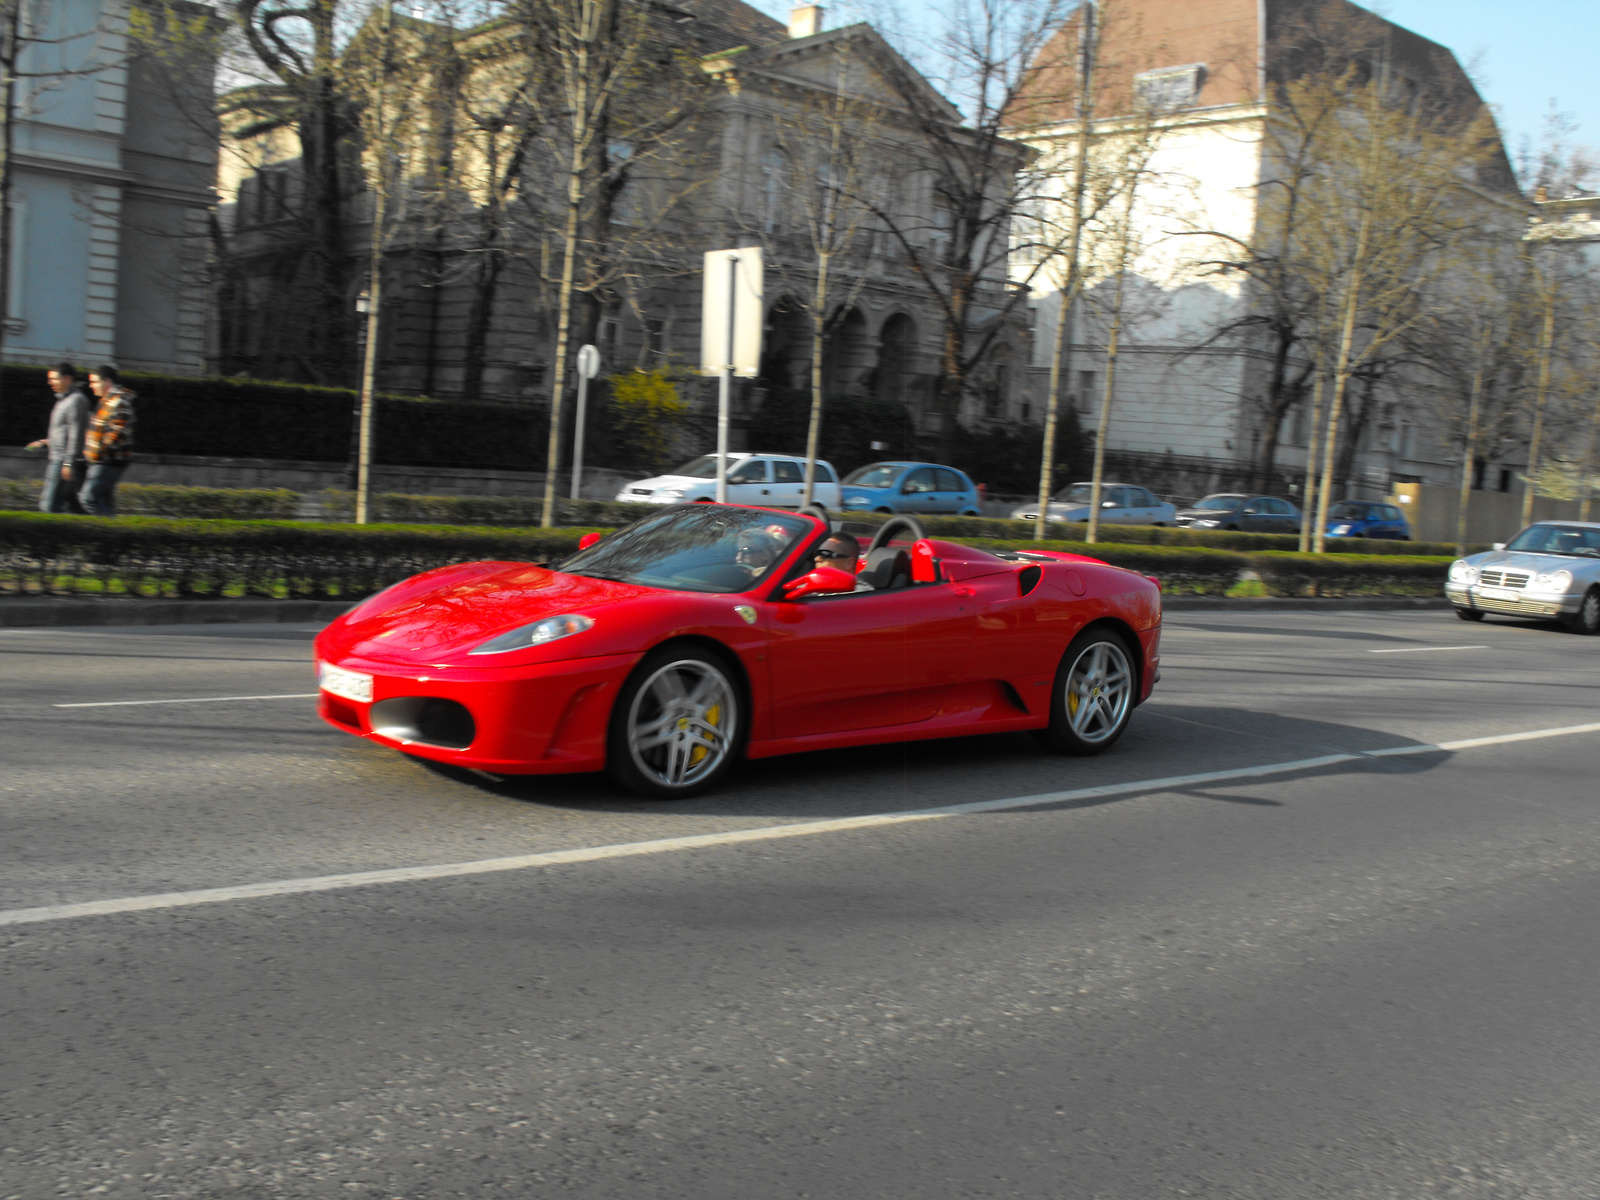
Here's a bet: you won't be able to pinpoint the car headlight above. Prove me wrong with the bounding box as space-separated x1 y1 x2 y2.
1192 519 1220 528
1531 569 1573 593
469 614 594 655
658 488 685 499
846 496 869 507
1331 524 1352 535
1447 560 1477 584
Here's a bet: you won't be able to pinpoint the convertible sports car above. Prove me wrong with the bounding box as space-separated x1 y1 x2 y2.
313 505 1163 798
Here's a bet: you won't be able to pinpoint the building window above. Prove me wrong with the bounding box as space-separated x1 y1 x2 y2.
762 150 788 235
1134 63 1206 110
1077 370 1095 412
5 199 25 332
638 317 664 368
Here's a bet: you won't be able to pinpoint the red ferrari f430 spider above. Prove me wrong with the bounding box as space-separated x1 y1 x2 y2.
313 505 1162 798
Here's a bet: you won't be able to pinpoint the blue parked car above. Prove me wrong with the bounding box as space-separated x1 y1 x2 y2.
1326 500 1412 540
840 462 982 515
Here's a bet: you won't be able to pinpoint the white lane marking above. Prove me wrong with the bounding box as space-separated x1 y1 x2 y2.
54 693 316 709
5 719 1600 930
1367 645 1487 654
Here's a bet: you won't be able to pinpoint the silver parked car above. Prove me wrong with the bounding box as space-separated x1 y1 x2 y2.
1446 521 1600 634
1010 482 1177 526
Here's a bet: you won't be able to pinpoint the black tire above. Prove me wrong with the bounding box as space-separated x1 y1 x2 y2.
1455 607 1486 622
1568 589 1600 635
1031 628 1137 756
607 645 743 799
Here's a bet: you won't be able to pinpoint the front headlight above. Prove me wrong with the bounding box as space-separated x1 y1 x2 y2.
1331 524 1352 535
1531 569 1573 593
659 488 685 499
1448 560 1477 584
1192 519 1220 528
846 496 869 507
469 614 594 655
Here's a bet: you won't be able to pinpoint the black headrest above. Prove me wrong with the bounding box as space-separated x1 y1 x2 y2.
858 546 909 590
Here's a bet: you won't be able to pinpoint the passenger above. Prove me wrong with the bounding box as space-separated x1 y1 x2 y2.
734 528 785 578
813 532 872 590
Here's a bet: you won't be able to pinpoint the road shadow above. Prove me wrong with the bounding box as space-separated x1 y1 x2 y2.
410 702 1453 821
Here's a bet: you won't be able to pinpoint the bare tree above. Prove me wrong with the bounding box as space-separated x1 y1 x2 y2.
511 0 706 527
1286 61 1499 553
740 42 887 506
863 0 1074 461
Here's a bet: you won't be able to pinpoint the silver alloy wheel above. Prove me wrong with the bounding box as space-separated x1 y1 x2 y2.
626 658 737 790
1062 638 1133 744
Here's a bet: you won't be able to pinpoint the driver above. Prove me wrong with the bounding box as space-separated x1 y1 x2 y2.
813 532 873 591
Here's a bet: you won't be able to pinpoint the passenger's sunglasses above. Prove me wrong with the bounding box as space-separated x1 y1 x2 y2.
814 548 851 560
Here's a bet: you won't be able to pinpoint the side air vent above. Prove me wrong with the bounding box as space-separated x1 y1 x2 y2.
1018 565 1042 596
369 696 477 750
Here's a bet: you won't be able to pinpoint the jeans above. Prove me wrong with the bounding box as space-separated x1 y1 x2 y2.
39 457 83 513
80 462 127 517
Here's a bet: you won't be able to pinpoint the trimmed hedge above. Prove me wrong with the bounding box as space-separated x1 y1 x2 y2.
314 490 651 528
842 510 1480 557
0 512 1452 601
0 478 303 519
0 513 595 600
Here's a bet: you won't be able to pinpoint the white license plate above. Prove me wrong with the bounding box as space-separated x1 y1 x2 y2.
319 663 373 704
1478 586 1517 602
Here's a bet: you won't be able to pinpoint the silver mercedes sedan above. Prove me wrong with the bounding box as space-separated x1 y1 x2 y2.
1446 521 1600 633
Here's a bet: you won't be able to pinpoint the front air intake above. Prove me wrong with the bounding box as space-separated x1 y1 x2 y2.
368 697 477 750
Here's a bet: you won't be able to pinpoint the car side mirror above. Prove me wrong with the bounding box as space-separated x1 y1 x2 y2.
1492 542 1506 551
782 566 857 599
577 532 602 551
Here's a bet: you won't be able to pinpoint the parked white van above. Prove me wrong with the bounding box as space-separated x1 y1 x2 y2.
616 453 842 509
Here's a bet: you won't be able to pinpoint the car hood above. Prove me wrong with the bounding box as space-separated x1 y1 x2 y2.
626 474 705 491
1466 549 1587 573
1176 508 1240 520
328 562 659 663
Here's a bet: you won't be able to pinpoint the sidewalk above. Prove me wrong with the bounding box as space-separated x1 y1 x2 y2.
0 593 1449 628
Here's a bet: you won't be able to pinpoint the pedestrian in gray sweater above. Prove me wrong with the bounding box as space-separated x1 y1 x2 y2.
25 363 91 513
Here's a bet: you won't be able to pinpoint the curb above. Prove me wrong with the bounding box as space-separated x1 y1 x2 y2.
0 598 355 628
1161 596 1450 612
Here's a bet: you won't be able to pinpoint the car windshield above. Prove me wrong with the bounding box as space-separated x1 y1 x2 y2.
1052 484 1094 504
559 505 812 592
669 454 739 479
844 463 901 488
1329 502 1370 520
1192 494 1244 511
1505 524 1600 558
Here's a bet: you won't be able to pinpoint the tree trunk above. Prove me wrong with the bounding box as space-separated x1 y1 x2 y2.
1035 0 1095 541
1085 269 1127 546
802 251 829 507
1519 278 1557 529
1455 356 1483 557
1297 372 1324 552
541 161 583 527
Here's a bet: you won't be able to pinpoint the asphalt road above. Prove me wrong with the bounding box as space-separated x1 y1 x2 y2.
3 608 1599 1198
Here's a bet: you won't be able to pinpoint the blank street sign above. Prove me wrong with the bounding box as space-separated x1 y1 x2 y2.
701 247 764 377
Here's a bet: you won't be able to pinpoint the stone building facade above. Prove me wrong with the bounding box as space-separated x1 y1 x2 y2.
215 1 1029 445
5 0 216 375
1011 0 1524 500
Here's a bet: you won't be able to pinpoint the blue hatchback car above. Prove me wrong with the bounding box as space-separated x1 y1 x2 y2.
840 462 982 515
1326 500 1412 540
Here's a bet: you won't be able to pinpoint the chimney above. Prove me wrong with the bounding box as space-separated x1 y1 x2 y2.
789 4 823 38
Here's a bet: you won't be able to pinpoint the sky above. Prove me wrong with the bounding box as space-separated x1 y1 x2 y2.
745 0 1600 189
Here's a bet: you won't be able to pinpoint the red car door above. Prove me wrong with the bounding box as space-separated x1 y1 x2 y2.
763 584 975 738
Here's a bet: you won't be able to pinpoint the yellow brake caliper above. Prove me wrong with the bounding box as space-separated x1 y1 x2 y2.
689 704 721 766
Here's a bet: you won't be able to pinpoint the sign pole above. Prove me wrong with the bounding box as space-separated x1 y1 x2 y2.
571 344 599 501
716 255 738 505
